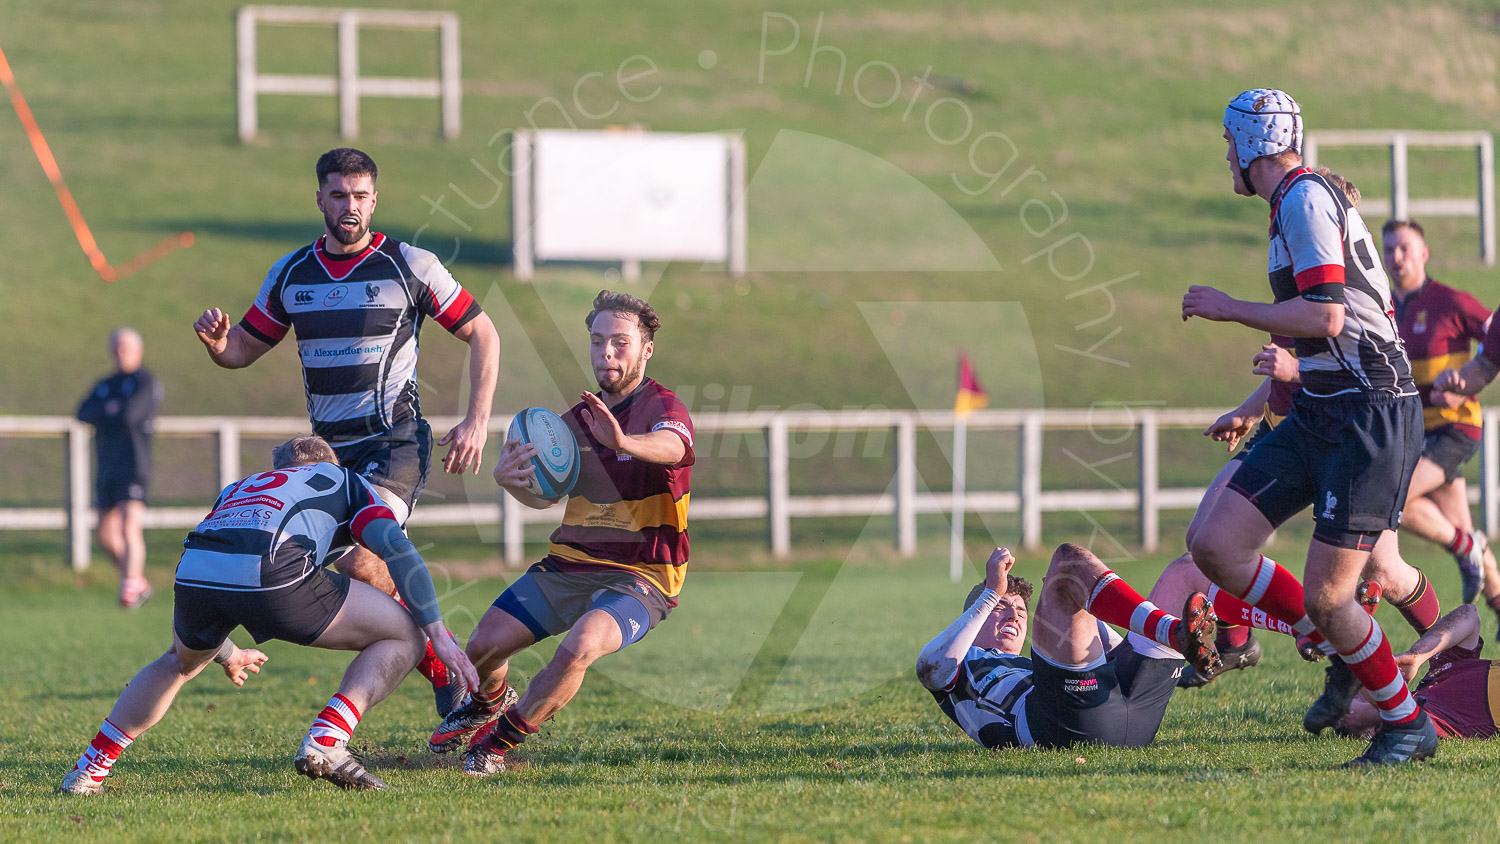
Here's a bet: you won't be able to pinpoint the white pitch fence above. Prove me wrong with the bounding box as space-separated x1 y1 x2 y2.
236 5 461 141
1304 130 1495 265
6 409 1500 571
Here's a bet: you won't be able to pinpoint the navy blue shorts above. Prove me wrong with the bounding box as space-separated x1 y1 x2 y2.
331 418 432 523
1228 392 1421 533
1422 424 1480 484
1025 639 1181 749
173 569 351 651
492 559 672 651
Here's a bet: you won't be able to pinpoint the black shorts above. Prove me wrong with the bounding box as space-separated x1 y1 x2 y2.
1228 392 1422 533
95 474 148 510
331 419 433 522
492 558 673 649
172 569 351 651
1024 639 1181 749
1422 425 1480 484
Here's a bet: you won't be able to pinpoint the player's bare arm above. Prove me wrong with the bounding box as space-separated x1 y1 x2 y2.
1181 286 1343 337
437 312 500 475
1204 378 1270 451
1394 604 1482 683
193 308 273 369
578 391 687 465
1434 356 1500 396
493 438 559 510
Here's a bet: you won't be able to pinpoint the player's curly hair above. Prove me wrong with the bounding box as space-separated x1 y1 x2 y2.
271 435 339 470
586 290 661 341
964 575 1033 613
316 148 378 187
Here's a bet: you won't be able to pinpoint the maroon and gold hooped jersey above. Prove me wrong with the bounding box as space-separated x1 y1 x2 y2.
1394 278 1490 436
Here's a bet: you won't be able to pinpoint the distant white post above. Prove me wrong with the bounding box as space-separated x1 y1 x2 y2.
67 423 91 572
948 419 968 582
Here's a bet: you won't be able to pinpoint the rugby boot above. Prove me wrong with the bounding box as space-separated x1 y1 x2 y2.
1456 530 1487 605
294 734 386 790
1176 592 1222 677
59 766 104 795
429 684 518 754
120 577 153 610
1303 657 1361 735
1343 708 1439 767
461 722 512 777
1176 633 1261 688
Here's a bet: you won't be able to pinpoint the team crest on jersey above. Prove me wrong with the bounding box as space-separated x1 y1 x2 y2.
323 286 348 307
1412 311 1427 334
365 282 380 303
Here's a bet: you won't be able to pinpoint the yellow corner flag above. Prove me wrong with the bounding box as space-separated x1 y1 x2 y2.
955 352 989 417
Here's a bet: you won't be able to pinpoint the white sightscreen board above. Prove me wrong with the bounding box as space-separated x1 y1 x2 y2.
533 130 729 262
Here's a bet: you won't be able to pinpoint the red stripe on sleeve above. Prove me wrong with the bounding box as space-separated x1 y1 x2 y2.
242 304 289 342
435 287 476 330
1295 264 1344 292
351 504 397 548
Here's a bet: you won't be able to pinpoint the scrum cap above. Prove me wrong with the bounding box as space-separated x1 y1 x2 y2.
1224 89 1301 192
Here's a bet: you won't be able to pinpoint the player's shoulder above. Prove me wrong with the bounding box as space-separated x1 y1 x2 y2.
394 241 454 281
269 241 321 274
1283 171 1343 210
644 379 692 414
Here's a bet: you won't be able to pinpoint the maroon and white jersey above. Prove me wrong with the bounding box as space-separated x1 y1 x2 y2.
1413 641 1500 738
1267 169 1414 398
175 462 394 592
238 233 482 443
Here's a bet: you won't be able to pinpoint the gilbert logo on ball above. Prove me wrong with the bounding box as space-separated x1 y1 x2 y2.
507 407 581 500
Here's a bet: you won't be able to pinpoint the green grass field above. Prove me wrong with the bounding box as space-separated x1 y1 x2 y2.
10 1 1500 839
6 536 1500 842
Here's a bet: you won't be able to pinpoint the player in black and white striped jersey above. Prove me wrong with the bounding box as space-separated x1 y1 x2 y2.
193 149 501 716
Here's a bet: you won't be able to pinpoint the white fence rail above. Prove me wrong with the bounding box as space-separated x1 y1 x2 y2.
1304 129 1495 265
6 409 1499 570
236 5 461 141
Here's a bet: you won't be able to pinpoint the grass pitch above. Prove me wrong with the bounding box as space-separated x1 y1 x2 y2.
5 535 1500 842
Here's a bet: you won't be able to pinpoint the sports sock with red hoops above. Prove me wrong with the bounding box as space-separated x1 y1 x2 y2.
307 694 361 747
1234 555 1335 654
1086 572 1185 652
1208 585 1293 636
1391 569 1440 634
1446 528 1474 557
472 681 511 715
72 718 134 785
1338 614 1419 724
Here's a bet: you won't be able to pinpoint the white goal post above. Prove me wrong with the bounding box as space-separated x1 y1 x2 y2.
236 5 461 141
511 129 747 281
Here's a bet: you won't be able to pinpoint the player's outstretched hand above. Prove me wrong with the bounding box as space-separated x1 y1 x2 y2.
579 391 626 451
426 625 481 695
492 438 538 490
1252 344 1299 383
1181 285 1238 322
1204 408 1256 452
439 417 488 475
194 308 231 354
984 547 1014 593
221 648 268 687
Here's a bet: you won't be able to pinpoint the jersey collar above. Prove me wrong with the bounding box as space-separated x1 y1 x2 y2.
314 232 385 280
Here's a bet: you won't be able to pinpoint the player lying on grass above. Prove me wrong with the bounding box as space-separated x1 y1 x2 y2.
60 436 478 795
916 545 1220 749
1336 603 1500 740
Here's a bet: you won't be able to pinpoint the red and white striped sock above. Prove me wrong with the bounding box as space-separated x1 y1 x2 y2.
1446 528 1473 557
1207 585 1294 636
1339 614 1418 724
1087 572 1182 651
73 718 134 786
1235 555 1334 654
307 694 361 747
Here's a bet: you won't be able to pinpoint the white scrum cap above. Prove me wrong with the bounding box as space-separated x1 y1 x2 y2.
1224 88 1302 171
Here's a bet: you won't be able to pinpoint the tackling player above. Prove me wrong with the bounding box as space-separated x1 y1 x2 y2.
60 436 479 794
917 545 1221 750
429 291 694 777
1384 218 1499 605
192 148 500 716
1182 89 1436 765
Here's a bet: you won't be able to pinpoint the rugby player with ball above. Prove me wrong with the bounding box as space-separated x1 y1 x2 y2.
430 290 696 777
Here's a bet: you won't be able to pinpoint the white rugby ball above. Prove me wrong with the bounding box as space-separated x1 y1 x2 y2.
507 407 581 500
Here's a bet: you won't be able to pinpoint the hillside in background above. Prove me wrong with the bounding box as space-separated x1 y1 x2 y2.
4 0 1500 420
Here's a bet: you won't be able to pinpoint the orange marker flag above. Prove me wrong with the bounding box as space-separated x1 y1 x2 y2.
0 42 192 282
955 352 989 417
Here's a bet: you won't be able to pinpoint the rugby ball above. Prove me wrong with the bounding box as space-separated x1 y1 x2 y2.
506 407 580 500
